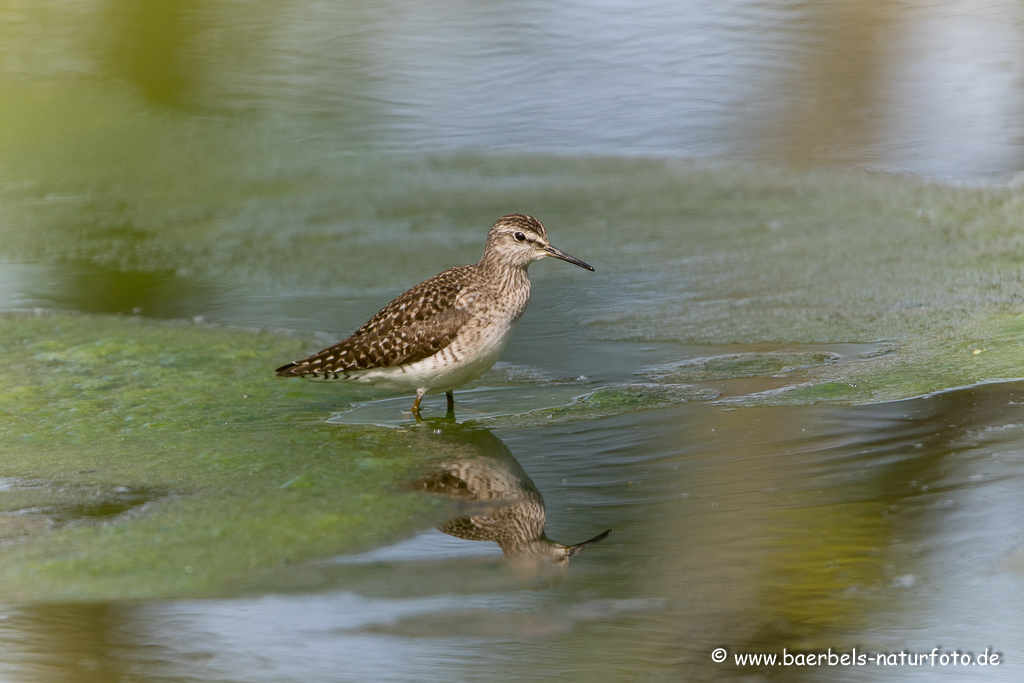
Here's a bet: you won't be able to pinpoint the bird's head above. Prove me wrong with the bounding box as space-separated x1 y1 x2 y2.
481 214 594 272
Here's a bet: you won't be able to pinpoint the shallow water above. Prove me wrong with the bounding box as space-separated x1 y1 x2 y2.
1 382 1024 681
3 1 1024 681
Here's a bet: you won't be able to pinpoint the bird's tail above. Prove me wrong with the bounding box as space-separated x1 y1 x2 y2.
275 362 303 377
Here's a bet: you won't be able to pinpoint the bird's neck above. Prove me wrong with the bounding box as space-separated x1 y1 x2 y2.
477 254 531 292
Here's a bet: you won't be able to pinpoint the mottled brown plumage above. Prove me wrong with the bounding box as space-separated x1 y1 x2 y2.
275 213 594 417
275 269 472 377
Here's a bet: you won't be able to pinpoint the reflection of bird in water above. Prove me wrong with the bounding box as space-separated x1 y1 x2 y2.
416 429 610 563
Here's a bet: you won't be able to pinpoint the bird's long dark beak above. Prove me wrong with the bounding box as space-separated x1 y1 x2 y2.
545 245 595 271
564 529 611 558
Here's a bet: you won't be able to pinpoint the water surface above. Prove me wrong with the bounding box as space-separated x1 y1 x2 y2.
2 383 1023 681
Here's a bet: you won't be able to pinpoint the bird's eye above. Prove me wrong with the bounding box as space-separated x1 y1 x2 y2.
513 232 527 242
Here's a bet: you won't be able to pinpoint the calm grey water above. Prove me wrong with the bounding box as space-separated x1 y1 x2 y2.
3 1 1024 681
4 0 1024 179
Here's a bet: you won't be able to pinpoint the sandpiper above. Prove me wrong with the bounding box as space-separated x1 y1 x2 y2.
275 214 594 418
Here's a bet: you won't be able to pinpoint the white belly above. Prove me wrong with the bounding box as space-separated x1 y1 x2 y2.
349 316 518 395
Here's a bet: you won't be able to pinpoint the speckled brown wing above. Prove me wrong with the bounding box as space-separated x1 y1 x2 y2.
275 267 473 377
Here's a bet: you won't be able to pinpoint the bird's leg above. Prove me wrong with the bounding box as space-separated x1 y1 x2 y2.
411 388 426 422
445 391 455 418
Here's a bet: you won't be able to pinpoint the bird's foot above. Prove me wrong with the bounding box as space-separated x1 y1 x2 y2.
410 390 426 423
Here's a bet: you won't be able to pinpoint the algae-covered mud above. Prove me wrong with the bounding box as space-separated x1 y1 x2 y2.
0 313 448 600
5 146 1024 679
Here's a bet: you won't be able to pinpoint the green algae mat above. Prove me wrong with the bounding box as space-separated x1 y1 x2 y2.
0 306 1020 602
0 314 447 601
4 141 1024 600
